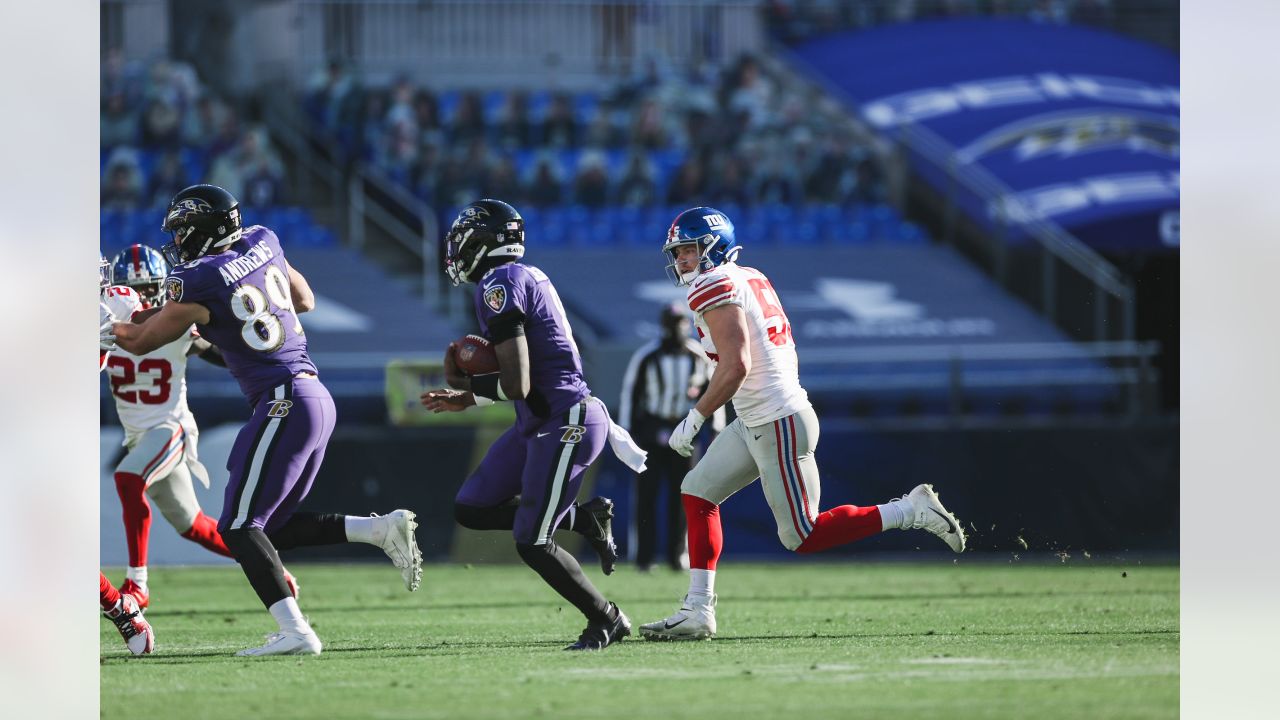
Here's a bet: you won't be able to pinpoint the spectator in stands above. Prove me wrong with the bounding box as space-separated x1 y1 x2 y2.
101 47 142 107
525 153 565 207
181 95 227 150
572 150 611 208
805 135 859 204
208 126 284 203
631 97 669 149
414 89 443 148
207 106 242 161
483 155 522 202
379 118 420 186
243 157 284 208
541 93 579 148
495 90 534 150
722 55 774 135
708 154 751 207
101 149 144 211
140 97 183 149
751 144 803 205
666 157 708 205
101 92 138 149
384 75 418 138
616 151 658 207
306 58 361 136
146 150 189 209
450 91 487 145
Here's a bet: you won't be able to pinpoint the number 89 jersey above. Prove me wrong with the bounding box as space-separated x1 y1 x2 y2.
165 225 317 403
686 262 810 426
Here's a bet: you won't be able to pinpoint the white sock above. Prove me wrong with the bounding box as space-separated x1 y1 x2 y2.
877 499 913 531
269 596 312 635
688 569 716 601
126 566 148 589
344 515 379 545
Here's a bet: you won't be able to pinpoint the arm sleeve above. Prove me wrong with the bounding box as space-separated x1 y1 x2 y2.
487 310 526 344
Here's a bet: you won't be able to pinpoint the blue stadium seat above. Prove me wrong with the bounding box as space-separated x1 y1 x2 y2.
837 219 871 245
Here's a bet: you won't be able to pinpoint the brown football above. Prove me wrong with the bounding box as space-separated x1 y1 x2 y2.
453 334 499 376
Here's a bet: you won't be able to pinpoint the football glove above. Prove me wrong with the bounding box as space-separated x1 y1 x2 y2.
668 408 706 458
99 319 118 352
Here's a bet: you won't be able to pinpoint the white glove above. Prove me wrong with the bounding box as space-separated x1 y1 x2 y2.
99 319 118 352
668 408 707 458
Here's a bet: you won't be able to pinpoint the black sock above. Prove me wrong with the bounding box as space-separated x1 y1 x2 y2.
223 527 291 608
515 540 611 624
268 512 348 550
455 500 519 531
569 502 595 535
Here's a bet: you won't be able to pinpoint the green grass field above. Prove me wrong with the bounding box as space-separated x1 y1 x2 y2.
100 561 1178 719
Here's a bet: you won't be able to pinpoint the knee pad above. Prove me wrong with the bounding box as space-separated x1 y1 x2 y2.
145 473 200 532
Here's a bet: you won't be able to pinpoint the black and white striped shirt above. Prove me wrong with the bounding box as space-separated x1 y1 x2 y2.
619 338 726 446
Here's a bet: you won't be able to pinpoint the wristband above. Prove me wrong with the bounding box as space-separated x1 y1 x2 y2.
471 373 507 401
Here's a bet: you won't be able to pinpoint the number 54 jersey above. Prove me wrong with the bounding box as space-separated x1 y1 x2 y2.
165 225 317 404
686 262 810 427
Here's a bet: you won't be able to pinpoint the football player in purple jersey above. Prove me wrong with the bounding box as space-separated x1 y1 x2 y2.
422 199 649 651
105 184 424 656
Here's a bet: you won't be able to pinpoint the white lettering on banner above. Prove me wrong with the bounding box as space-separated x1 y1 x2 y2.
994 171 1180 223
863 73 1180 127
634 278 997 340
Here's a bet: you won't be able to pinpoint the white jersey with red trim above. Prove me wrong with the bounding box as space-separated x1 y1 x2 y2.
685 263 810 426
100 285 198 442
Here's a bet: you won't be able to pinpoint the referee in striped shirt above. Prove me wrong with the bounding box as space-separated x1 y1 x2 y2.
618 303 725 571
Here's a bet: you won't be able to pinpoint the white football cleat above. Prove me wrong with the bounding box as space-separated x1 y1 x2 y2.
236 631 322 657
905 483 966 552
104 593 155 655
373 509 423 591
639 594 717 641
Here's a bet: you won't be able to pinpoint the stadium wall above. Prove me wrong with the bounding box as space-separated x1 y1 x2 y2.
101 421 1177 566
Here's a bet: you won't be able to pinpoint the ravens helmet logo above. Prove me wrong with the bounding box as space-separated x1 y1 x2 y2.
167 198 214 225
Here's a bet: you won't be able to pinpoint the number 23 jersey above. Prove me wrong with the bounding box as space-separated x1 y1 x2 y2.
165 225 317 403
101 284 197 438
686 262 810 426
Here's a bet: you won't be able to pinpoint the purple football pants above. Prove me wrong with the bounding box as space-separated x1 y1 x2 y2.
218 378 336 535
457 398 608 545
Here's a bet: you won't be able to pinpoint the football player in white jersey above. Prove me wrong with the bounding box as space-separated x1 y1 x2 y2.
101 245 296 608
639 207 967 641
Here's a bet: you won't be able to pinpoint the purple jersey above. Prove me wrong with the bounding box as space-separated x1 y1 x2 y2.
474 263 590 434
165 225 317 403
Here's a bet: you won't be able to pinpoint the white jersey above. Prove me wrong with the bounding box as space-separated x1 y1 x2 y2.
100 285 198 442
685 262 810 426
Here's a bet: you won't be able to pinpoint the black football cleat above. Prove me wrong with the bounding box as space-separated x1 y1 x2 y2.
565 603 631 651
579 497 619 576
